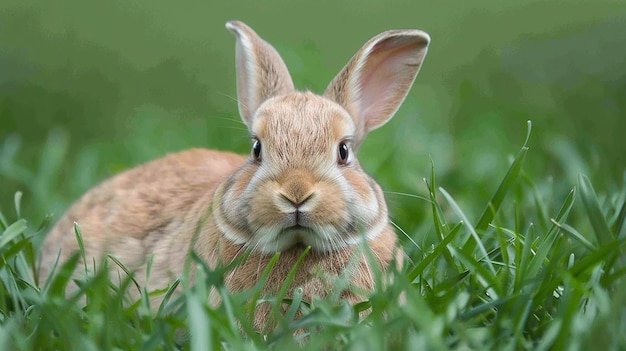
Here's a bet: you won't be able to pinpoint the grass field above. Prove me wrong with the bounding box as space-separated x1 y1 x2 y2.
1 0 625 349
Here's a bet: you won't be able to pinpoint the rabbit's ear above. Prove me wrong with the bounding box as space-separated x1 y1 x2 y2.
226 21 295 128
324 29 430 146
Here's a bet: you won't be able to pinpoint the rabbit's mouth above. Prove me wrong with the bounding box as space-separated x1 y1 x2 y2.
246 211 352 253
284 210 311 229
278 223 353 253
279 224 326 249
282 224 310 237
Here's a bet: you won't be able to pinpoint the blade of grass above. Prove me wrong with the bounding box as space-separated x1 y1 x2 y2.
514 223 535 292
523 225 561 285
535 319 562 351
0 209 7 229
473 120 531 234
614 196 626 239
13 191 22 219
579 174 613 245
73 222 89 275
186 284 210 351
550 219 596 251
426 159 457 269
0 219 27 255
439 187 496 276
520 188 576 289
272 246 311 329
431 270 470 297
603 265 626 286
449 246 501 298
522 174 550 231
553 188 577 225
0 134 35 185
107 254 141 294
285 287 304 322
407 222 463 282
536 238 626 297
215 285 251 344
459 294 516 320
551 275 586 350
157 278 181 315
47 253 80 297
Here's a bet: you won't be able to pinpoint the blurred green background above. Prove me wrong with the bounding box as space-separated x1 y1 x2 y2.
1 0 625 237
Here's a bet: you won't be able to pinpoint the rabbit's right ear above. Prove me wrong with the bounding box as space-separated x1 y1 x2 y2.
226 21 295 128
324 29 430 148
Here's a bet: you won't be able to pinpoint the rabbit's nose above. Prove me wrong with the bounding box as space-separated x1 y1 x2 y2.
280 191 314 209
279 175 316 209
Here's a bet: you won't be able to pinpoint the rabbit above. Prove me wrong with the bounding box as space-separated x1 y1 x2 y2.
38 20 430 329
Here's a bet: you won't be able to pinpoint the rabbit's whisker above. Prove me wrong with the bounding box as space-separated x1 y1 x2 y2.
383 191 433 204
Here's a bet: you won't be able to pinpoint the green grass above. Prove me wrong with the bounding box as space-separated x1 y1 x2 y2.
1 1 625 349
0 123 624 350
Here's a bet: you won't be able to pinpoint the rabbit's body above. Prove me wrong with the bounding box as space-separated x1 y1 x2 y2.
40 149 246 290
39 21 429 328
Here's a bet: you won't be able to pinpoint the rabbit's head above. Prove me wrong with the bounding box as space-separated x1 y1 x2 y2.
213 21 429 254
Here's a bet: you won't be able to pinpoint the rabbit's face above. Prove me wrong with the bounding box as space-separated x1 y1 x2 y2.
213 20 429 255
215 92 388 254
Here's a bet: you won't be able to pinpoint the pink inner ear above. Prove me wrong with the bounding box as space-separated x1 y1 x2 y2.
357 37 424 131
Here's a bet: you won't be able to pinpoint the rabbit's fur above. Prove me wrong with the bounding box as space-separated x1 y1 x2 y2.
39 21 430 329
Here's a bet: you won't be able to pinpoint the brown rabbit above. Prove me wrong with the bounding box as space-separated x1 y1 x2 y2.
39 20 430 329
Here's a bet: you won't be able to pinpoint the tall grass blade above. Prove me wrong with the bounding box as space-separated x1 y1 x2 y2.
107 254 141 293
73 222 89 275
186 288 210 351
407 222 462 282
579 174 613 245
274 246 310 322
426 161 456 268
467 121 531 255
614 196 626 239
13 191 22 219
0 219 27 254
439 187 496 275
551 219 595 251
47 253 80 297
0 209 7 229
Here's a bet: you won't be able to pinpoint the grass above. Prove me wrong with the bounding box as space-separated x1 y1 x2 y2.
0 121 625 350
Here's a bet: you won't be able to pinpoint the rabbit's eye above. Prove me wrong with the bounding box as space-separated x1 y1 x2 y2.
337 142 349 165
252 139 262 161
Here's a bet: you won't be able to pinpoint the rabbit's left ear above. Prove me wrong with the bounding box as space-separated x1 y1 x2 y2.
226 21 295 128
324 29 430 146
